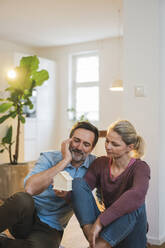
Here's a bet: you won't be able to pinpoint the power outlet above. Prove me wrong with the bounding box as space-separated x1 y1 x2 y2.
134 86 145 97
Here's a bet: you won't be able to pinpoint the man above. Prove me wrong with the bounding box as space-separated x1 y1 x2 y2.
0 121 99 248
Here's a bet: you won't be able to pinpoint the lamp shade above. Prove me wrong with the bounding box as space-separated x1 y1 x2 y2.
109 79 123 91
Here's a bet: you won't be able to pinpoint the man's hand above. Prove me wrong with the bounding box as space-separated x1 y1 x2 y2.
88 218 103 248
54 190 68 198
61 138 72 164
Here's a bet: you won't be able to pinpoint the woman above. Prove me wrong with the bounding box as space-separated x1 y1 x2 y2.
72 120 150 248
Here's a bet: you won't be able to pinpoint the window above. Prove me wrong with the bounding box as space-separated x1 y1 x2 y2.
69 52 99 122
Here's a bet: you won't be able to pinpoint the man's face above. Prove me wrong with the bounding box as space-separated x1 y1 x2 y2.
69 128 95 164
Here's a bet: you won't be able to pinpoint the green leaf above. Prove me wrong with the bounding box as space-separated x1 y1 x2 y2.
20 55 39 73
0 98 6 102
0 102 13 113
5 87 15 92
23 101 31 106
2 126 12 144
9 91 22 103
32 70 49 86
0 149 4 153
10 111 17 118
7 67 32 92
23 89 32 97
67 108 76 113
0 114 10 124
29 103 34 109
18 115 25 123
6 56 49 93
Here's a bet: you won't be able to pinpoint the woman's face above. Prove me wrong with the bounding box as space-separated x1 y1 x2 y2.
105 129 131 159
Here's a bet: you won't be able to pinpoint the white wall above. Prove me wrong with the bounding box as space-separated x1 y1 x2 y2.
123 0 161 244
159 0 165 243
37 38 124 154
0 40 36 163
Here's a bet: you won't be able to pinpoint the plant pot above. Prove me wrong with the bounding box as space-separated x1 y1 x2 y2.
0 161 35 200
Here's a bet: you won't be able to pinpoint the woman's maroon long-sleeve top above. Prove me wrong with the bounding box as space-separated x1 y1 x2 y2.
84 156 150 227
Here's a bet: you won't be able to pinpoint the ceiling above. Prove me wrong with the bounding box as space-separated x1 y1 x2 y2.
0 0 123 48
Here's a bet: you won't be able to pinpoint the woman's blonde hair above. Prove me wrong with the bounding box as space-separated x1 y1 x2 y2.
108 120 145 158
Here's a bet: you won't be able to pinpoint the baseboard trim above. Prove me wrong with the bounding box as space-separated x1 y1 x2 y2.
148 234 165 246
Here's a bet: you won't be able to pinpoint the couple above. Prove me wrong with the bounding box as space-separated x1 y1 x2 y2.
0 120 150 248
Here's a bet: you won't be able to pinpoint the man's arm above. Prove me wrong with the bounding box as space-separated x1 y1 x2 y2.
25 139 72 195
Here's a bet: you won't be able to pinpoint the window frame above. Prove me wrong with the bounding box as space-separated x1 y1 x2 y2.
69 51 99 122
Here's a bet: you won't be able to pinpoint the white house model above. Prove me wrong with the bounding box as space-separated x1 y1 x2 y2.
53 171 73 191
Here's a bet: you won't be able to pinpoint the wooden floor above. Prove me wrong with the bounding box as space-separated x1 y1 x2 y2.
61 215 165 248
149 245 165 248
1 199 165 248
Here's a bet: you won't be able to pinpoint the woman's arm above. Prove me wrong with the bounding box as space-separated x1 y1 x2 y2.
84 157 104 190
99 162 150 227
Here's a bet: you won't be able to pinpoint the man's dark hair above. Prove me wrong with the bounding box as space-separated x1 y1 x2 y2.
69 121 99 148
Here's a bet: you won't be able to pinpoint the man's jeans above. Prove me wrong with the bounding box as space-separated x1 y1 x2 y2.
0 192 63 248
72 178 147 248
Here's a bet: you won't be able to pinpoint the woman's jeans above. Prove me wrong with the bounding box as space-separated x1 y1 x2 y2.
0 192 63 248
72 178 147 248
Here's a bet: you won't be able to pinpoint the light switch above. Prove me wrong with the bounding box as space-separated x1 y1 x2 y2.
134 86 145 97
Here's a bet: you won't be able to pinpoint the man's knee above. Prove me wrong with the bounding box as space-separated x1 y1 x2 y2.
72 178 88 192
5 192 35 214
72 178 84 189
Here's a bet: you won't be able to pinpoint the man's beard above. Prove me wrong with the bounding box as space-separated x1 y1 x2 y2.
69 147 86 163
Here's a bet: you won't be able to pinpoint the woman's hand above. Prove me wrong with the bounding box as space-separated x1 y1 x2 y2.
89 217 103 248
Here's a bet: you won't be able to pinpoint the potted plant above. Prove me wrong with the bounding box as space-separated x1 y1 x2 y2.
0 55 49 199
67 107 89 123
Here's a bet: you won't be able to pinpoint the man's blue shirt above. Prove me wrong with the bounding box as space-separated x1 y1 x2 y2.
24 151 96 230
